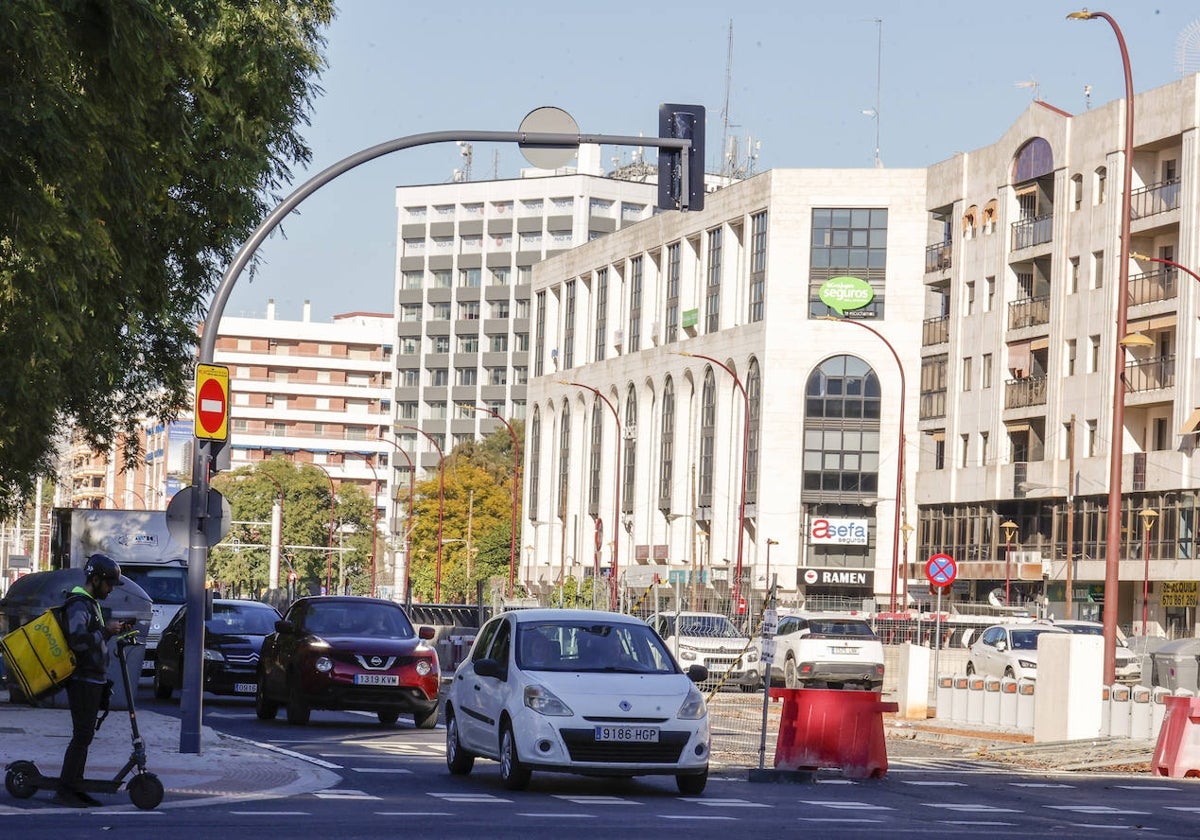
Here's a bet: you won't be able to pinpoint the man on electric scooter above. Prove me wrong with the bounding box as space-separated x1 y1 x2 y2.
53 553 126 808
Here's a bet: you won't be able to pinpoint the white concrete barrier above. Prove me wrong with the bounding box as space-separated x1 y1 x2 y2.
1035 634 1103 743
999 677 1018 729
951 675 969 722
1131 685 1153 740
966 675 985 724
1016 678 1036 732
897 643 931 719
936 675 953 718
983 676 1001 723
1100 685 1111 736
1108 684 1131 738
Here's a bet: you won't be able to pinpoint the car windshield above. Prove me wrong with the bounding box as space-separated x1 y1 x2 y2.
676 615 743 639
1010 629 1058 650
122 567 187 605
806 620 877 639
1057 623 1131 648
206 604 278 636
301 602 415 638
517 621 677 674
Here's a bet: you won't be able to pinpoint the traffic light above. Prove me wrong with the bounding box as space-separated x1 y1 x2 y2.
657 103 705 212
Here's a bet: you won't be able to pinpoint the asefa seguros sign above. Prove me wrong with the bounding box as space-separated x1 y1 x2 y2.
808 517 869 546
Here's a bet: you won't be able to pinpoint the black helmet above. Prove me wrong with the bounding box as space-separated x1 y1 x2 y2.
84 553 124 586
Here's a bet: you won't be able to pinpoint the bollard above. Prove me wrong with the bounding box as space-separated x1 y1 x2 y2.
1131 686 1153 740
999 678 1018 729
1153 687 1171 738
768 687 898 779
1151 694 1200 778
1100 685 1112 737
983 676 1001 726
935 675 953 722
966 675 985 725
1015 679 1036 732
1109 684 1131 739
951 676 969 723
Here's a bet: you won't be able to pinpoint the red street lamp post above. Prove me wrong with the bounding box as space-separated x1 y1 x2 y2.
356 453 381 597
1131 253 1200 287
1140 507 1158 635
402 425 446 603
461 404 521 598
559 383 620 609
1001 520 1019 606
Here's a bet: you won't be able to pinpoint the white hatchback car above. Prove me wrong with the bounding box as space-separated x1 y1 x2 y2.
966 623 1069 680
445 609 711 793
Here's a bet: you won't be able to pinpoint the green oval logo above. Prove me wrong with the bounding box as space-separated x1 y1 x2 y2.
819 276 874 316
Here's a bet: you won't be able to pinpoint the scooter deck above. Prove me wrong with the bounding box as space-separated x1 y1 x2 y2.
12 764 124 794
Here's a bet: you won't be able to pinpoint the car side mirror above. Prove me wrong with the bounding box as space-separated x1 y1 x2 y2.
995 640 1007 652
275 619 295 634
418 625 435 640
474 658 506 680
686 664 709 684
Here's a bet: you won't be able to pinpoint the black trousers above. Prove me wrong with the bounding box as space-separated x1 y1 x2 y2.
60 679 105 790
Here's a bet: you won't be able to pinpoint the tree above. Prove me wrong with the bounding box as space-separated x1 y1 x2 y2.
0 1 335 515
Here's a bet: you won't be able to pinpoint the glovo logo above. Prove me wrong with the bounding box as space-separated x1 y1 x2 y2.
33 617 64 659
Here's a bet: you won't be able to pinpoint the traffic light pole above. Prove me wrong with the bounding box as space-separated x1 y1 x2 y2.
182 118 702 754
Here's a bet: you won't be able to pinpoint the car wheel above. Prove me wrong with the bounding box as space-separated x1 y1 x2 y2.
676 771 707 795
445 711 475 775
784 657 798 689
965 662 976 676
286 677 310 726
152 665 173 701
499 723 531 791
377 708 401 726
255 679 278 721
414 705 439 729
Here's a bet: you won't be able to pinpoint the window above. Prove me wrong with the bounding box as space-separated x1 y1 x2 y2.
705 227 722 333
1087 335 1101 373
1071 173 1083 211
746 359 761 505
965 281 975 316
431 302 451 320
959 434 970 468
934 438 946 470
397 402 417 420
594 268 608 363
400 304 422 323
1092 251 1104 289
658 376 675 510
491 300 510 319
518 265 532 286
749 211 768 323
622 386 637 513
557 400 571 517
1069 257 1080 294
401 271 423 290
432 269 452 289
808 208 888 319
400 337 419 355
515 333 529 352
430 368 448 387
961 357 973 391
459 301 480 320
489 334 508 353
980 431 990 465
665 243 680 343
400 369 419 387
488 367 507 386
513 366 528 385
982 353 993 389
587 397 602 516
563 280 576 369
1065 339 1077 376
529 407 541 513
985 276 995 312
458 268 481 288
490 267 511 286
534 291 546 378
1095 167 1107 204
433 335 449 354
802 355 881 494
457 335 479 353
456 367 478 386
629 256 643 352
699 369 716 506
1086 419 1098 457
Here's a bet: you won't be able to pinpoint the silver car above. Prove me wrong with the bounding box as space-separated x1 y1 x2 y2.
1051 620 1142 684
966 624 1069 680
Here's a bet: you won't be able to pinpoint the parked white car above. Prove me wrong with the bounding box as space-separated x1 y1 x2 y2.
966 623 1069 680
765 612 885 690
444 609 711 793
647 611 760 691
1050 620 1142 684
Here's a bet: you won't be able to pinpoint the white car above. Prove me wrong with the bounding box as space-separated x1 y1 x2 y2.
445 609 711 793
966 623 1069 680
765 612 885 691
647 611 760 691
1050 620 1142 684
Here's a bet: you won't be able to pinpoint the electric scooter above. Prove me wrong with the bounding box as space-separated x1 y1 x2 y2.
4 635 165 810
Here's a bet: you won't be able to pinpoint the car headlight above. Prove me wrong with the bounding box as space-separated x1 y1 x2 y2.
1018 659 1036 670
524 684 573 716
315 656 334 673
677 685 707 720
202 649 224 662
415 658 433 676
678 648 697 661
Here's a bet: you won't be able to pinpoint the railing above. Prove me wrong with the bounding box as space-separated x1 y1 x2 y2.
1010 213 1053 250
925 241 952 273
1007 295 1050 330
1004 375 1048 409
922 315 949 346
1131 178 1180 220
1128 267 1177 306
1124 355 1175 393
919 389 947 420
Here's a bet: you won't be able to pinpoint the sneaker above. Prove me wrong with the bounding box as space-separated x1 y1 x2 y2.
76 792 104 807
51 790 88 808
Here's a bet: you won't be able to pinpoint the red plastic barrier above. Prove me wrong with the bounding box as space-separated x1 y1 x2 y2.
1152 695 1200 778
769 687 899 779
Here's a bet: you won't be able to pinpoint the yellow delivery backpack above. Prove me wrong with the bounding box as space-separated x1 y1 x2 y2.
0 605 76 703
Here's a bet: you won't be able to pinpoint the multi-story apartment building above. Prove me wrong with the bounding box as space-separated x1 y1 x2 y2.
916 75 1200 635
522 168 928 611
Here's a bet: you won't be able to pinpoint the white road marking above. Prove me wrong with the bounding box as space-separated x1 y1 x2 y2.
678 797 769 808
430 792 511 803
552 795 635 805
928 804 1020 813
350 767 413 774
519 813 598 819
1011 782 1073 788
901 780 966 786
313 788 379 800
229 811 310 816
660 815 738 821
940 821 1018 827
802 800 893 811
1046 805 1150 815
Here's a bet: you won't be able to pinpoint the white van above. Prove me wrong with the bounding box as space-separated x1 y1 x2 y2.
647 611 761 691
767 612 885 691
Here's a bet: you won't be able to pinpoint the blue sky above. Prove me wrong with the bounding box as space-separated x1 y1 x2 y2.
226 0 1200 322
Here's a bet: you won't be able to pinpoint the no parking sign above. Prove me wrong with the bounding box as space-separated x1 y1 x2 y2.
925 553 957 588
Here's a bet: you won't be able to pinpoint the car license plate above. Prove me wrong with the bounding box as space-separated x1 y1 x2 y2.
354 674 399 686
594 726 659 743
234 682 256 694
829 646 860 655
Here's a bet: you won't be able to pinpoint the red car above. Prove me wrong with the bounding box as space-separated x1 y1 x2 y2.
255 596 439 727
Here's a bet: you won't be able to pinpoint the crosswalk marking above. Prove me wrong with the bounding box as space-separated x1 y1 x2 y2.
928 804 1020 813
430 792 511 803
678 797 769 808
313 788 379 800
802 800 892 811
901 780 966 786
350 767 413 773
1011 782 1073 789
1046 805 1150 815
552 795 637 805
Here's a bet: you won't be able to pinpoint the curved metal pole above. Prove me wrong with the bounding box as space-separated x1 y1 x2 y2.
461 404 520 597
402 425 445 602
381 436 416 604
820 316 906 613
357 454 381 597
561 384 621 609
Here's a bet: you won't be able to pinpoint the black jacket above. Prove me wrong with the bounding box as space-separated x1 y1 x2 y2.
63 586 108 684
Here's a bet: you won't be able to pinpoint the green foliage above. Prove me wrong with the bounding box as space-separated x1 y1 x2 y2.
0 1 334 515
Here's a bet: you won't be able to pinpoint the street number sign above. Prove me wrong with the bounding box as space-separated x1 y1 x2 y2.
925 553 958 587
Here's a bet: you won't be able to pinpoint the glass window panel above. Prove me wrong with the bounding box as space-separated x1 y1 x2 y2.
851 209 871 227
851 230 869 247
832 230 850 248
870 209 889 227
831 209 852 226
811 249 830 268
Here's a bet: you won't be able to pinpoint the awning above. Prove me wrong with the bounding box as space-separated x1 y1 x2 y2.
1127 314 1178 332
1005 422 1032 434
927 430 946 441
1182 407 1200 435
1029 336 1050 352
1007 341 1031 374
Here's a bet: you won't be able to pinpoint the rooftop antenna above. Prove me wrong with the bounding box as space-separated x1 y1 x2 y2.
1084 84 1092 110
1015 78 1041 101
719 19 736 178
861 17 882 168
1177 18 1200 77
453 141 472 182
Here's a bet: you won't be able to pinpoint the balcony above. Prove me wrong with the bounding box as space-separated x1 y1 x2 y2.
1010 213 1053 251
1004 376 1048 409
1007 296 1050 330
922 315 949 347
1131 178 1180 220
1124 355 1175 393
1128 267 1177 306
919 389 947 420
925 242 952 273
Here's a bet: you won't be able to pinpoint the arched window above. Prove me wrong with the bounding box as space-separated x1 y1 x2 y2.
982 200 998 235
587 396 603 516
803 355 881 493
557 399 571 517
1095 166 1107 205
1071 173 1083 211
529 406 541 515
746 358 761 505
699 368 716 506
622 386 637 514
659 376 675 511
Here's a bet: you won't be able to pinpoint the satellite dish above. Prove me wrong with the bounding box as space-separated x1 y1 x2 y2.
1176 19 1200 77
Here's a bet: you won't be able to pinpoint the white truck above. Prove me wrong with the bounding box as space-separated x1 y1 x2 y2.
51 507 189 675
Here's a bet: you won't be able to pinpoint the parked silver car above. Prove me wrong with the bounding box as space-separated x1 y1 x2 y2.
1050 620 1142 684
966 623 1069 680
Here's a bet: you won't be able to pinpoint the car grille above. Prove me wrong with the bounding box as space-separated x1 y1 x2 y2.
223 651 259 666
559 729 689 764
353 655 398 671
703 655 741 669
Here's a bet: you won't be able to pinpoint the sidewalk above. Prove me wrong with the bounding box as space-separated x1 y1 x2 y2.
0 689 340 811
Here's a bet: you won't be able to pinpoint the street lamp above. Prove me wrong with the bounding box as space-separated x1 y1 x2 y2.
819 315 906 613
900 521 915 611
1019 477 1079 619
765 539 779 596
1131 252 1200 287
559 382 621 610
1068 6 1136 686
460 404 520 598
300 460 337 595
354 453 382 597
1139 507 1158 636
380 435 416 603
402 424 445 603
674 352 750 613
1000 520 1019 607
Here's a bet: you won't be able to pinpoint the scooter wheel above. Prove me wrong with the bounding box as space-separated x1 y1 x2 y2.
5 761 39 799
127 772 164 810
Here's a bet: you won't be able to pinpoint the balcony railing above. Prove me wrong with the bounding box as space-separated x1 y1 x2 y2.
925 242 952 273
1124 355 1175 393
1010 213 1053 250
919 389 947 420
1128 267 1177 306
1007 295 1050 330
1004 375 1048 409
1131 178 1180 220
922 315 949 346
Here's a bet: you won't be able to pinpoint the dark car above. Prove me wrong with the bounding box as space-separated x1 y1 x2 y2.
256 596 440 728
153 599 282 699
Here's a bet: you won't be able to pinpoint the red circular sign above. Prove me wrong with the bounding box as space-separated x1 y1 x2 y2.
925 553 958 586
197 377 227 434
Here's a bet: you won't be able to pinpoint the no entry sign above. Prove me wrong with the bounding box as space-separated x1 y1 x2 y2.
194 363 230 441
925 553 958 587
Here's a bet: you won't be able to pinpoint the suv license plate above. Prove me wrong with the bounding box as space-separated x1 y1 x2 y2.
234 682 257 694
594 726 659 743
354 674 400 686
